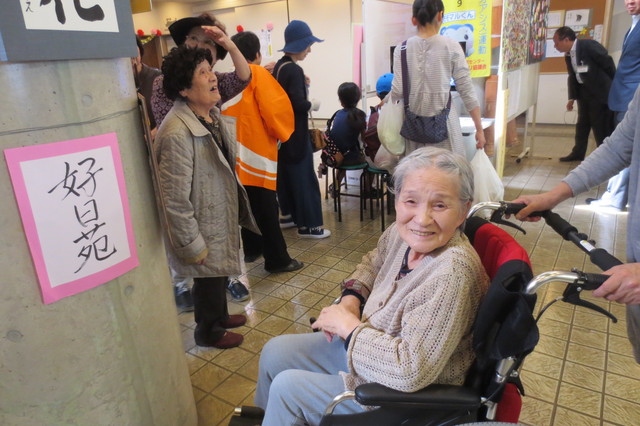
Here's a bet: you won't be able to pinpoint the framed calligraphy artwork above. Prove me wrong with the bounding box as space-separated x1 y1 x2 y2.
4 133 139 303
0 1 135 61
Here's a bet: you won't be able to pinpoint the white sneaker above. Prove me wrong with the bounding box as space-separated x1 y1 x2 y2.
298 227 331 239
280 218 297 229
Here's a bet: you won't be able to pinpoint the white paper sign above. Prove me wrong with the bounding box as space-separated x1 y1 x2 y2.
565 9 591 28
545 39 564 58
20 146 130 286
4 133 138 304
20 0 119 33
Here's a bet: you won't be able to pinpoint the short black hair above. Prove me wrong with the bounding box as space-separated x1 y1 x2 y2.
161 45 213 101
136 35 144 57
412 0 445 26
338 82 361 109
555 26 576 42
231 31 260 62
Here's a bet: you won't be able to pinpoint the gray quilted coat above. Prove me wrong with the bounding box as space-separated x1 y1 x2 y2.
154 100 258 278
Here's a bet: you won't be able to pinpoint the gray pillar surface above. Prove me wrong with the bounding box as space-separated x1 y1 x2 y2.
0 58 197 425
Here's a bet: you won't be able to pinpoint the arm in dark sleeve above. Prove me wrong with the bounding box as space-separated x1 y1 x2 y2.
279 65 311 113
565 56 578 100
588 42 616 80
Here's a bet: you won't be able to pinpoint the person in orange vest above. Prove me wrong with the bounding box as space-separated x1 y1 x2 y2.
222 31 304 274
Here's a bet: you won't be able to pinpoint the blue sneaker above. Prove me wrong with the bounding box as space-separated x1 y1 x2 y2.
227 279 249 302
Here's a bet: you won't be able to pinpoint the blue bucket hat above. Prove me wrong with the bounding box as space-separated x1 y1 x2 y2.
280 20 323 53
376 73 394 95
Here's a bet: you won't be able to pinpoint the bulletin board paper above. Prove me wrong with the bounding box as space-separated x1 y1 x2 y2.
545 38 564 57
4 133 139 304
565 9 591 27
547 10 565 28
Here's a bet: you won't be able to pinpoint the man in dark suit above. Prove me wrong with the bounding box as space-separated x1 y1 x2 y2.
588 0 640 211
553 27 616 162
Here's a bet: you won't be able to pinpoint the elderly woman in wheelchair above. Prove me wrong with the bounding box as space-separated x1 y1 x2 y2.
254 147 490 425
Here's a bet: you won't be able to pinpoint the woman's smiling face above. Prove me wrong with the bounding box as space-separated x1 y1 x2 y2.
395 166 468 257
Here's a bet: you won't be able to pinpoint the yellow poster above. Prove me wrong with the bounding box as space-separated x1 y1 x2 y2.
441 0 492 78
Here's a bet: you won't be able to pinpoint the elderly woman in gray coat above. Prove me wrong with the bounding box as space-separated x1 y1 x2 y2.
154 45 258 349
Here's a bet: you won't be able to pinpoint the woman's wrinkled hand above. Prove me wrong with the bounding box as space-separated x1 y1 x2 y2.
202 25 233 50
311 304 361 342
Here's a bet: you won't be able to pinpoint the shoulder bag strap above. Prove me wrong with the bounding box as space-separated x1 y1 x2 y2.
275 61 291 82
326 110 339 131
400 40 410 111
402 40 452 113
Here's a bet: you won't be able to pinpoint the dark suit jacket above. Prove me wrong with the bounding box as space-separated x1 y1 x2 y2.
609 22 640 112
564 39 616 106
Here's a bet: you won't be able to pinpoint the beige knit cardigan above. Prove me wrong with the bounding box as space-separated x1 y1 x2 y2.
341 223 489 393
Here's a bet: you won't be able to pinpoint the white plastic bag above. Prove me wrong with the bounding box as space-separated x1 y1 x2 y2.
373 144 400 172
377 101 406 156
470 149 504 203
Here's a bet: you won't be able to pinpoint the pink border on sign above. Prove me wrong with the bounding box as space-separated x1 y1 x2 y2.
352 24 363 87
4 132 139 304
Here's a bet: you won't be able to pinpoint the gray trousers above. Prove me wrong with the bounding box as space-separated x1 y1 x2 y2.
255 332 363 426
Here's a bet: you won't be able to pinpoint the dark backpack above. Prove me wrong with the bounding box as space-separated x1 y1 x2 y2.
362 106 382 160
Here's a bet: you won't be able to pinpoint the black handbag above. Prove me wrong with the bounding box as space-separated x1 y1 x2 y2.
398 40 451 144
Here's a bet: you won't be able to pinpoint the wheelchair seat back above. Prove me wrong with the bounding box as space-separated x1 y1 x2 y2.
464 216 539 422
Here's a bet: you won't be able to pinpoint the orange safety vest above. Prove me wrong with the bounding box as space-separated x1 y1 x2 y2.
221 64 294 190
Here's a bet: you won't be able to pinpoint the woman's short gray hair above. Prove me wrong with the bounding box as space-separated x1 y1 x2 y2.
391 147 474 204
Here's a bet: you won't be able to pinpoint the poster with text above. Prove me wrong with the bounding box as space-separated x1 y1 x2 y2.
4 133 139 304
442 0 492 77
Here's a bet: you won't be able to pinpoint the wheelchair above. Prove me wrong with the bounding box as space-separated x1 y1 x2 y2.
230 202 619 426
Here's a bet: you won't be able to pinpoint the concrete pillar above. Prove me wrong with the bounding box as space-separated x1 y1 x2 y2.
0 58 197 425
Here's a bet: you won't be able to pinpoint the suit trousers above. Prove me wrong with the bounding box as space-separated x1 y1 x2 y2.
241 185 292 271
192 276 229 342
571 89 614 159
255 332 363 425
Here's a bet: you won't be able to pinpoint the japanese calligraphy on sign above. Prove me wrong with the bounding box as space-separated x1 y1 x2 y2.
20 0 118 32
0 1 134 61
4 133 138 304
442 0 492 78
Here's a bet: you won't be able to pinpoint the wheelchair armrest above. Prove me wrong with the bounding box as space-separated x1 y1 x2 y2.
354 383 481 411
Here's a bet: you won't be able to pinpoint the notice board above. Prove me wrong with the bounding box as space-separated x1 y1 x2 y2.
541 0 610 74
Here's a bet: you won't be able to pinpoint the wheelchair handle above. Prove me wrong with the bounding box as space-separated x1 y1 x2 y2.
525 270 609 294
526 270 617 322
540 211 624 270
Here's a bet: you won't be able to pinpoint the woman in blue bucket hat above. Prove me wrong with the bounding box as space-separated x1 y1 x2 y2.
272 21 331 239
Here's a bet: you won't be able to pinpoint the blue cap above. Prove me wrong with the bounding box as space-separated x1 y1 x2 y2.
376 73 393 94
280 20 323 53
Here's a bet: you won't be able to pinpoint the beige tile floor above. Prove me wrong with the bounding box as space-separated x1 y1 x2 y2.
180 124 639 425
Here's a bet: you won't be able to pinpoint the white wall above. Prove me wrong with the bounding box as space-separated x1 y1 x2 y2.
132 2 192 34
